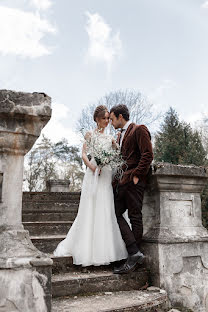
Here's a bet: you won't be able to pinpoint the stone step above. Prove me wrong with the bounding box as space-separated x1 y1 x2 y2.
23 191 81 202
52 255 73 273
31 235 65 253
22 211 77 222
24 221 72 236
22 201 79 212
52 269 149 298
52 289 169 312
51 255 126 274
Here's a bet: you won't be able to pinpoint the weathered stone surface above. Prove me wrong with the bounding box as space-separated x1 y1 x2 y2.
31 235 66 253
22 191 79 253
143 163 208 241
51 256 120 274
23 191 80 202
23 200 79 212
142 163 208 312
51 255 73 273
0 90 51 155
147 286 161 292
52 269 149 298
23 221 72 236
22 211 78 222
0 90 51 113
0 172 2 202
46 179 70 192
0 90 52 311
0 267 51 312
52 290 169 312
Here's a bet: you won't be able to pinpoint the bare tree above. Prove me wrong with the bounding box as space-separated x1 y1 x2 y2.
24 136 84 192
77 89 161 135
24 136 57 191
64 163 84 191
195 116 208 159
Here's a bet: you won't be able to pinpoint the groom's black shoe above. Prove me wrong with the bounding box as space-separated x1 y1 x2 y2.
113 250 145 274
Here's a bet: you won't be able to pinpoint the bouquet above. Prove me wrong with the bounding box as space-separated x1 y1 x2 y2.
85 131 126 178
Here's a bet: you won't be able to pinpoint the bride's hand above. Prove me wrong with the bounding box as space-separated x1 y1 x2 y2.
90 165 97 173
112 138 119 149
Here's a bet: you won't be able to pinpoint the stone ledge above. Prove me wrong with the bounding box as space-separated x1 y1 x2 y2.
153 162 208 178
0 256 53 269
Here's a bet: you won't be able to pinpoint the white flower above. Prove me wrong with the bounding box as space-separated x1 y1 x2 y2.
85 131 125 173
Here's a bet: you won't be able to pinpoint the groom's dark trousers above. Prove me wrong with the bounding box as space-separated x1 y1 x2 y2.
113 123 153 255
114 181 145 255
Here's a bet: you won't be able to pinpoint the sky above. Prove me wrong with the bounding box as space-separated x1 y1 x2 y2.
0 0 208 146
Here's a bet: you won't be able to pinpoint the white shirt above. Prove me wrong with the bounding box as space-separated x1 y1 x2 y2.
120 120 132 147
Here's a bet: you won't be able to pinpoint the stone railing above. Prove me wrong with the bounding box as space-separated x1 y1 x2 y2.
142 163 208 312
0 90 53 312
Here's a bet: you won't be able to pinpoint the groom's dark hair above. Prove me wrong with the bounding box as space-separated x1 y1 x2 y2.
110 104 129 121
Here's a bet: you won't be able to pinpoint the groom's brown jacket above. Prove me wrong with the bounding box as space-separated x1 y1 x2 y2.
113 123 153 187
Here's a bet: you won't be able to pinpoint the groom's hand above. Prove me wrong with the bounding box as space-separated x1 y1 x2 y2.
133 176 139 185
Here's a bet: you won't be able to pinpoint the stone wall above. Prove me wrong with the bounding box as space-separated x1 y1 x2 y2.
142 163 208 312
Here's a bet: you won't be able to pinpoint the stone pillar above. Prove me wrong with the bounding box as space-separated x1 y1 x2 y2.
142 163 208 312
46 179 70 192
0 90 53 312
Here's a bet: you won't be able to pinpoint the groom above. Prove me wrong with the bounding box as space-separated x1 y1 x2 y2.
110 104 153 274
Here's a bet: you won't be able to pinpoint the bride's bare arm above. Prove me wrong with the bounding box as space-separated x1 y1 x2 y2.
82 132 97 173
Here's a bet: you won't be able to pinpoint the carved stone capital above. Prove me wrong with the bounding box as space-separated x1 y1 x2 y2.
0 90 51 155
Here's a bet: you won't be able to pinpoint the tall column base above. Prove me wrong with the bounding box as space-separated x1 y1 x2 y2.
0 228 53 312
0 262 52 312
143 238 208 312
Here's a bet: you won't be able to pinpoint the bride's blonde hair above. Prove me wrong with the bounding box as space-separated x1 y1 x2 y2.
93 105 108 122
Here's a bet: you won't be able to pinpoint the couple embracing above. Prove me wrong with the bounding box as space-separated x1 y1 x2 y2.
54 104 153 274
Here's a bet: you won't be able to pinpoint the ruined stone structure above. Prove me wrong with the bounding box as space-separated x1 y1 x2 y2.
142 163 208 312
46 179 70 192
0 90 53 312
22 164 208 311
1 89 208 311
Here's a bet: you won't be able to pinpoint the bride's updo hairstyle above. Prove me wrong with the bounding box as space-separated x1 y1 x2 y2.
93 105 108 122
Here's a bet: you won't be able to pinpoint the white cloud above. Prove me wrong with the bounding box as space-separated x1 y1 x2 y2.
186 111 204 125
85 12 122 72
148 80 176 103
201 1 208 8
0 6 56 58
42 102 82 146
30 0 52 11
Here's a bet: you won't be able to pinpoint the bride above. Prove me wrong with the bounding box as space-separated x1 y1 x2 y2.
53 105 127 266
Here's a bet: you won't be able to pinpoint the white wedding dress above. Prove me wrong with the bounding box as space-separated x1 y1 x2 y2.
53 132 127 266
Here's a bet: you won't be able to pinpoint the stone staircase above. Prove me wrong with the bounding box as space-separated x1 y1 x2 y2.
22 192 170 312
23 192 79 253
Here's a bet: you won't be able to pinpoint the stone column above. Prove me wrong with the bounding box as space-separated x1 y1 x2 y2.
142 163 208 312
46 179 70 192
0 90 53 312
